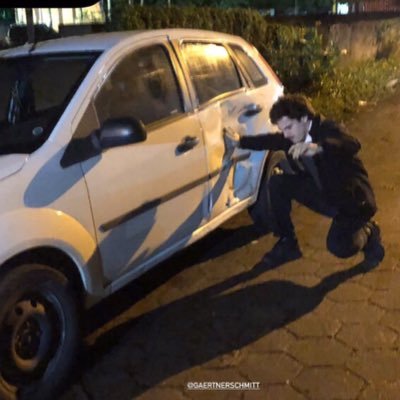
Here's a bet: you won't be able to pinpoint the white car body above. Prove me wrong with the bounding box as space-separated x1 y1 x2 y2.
0 29 283 308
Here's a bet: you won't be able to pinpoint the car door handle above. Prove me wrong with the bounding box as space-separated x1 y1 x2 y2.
176 135 200 154
241 103 263 118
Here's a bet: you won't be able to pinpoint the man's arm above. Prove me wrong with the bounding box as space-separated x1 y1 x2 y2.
288 142 323 159
320 121 361 156
239 133 292 152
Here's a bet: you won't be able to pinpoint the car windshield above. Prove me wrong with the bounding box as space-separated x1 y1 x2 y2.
0 52 99 155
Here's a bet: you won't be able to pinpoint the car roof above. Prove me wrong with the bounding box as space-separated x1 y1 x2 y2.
0 29 246 57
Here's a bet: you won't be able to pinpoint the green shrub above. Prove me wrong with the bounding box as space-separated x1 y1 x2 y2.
311 57 400 121
110 4 334 93
109 4 400 121
260 24 338 92
376 19 400 60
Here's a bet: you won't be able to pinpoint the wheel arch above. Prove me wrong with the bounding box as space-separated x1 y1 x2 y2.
252 149 273 204
248 150 289 233
0 207 109 308
254 149 292 201
0 244 106 309
0 247 85 306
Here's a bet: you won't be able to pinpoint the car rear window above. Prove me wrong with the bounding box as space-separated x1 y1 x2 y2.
181 42 242 105
229 44 268 88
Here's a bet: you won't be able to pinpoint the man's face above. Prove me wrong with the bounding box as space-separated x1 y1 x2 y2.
277 115 310 143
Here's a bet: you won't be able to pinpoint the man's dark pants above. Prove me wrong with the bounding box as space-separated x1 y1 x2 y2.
268 172 370 258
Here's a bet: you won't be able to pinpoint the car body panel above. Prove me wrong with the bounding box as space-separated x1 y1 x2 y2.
0 140 104 305
0 29 283 307
82 113 209 282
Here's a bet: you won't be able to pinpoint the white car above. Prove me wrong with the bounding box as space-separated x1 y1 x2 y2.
0 29 283 399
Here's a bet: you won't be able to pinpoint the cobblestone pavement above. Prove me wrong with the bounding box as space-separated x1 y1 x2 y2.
61 89 400 400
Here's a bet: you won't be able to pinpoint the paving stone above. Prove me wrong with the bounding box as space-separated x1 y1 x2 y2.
294 239 317 256
358 381 400 400
312 297 335 317
244 383 307 400
206 349 247 369
286 313 341 338
275 259 322 277
315 261 343 281
202 254 249 281
133 350 193 389
237 352 303 385
292 366 364 400
299 246 321 261
354 270 400 291
288 337 351 366
262 258 305 277
306 248 329 262
186 390 242 400
210 300 287 348
379 310 400 334
261 268 288 282
315 260 362 279
156 273 209 305
284 274 322 287
346 350 400 383
61 89 400 400
137 387 189 400
180 367 246 400
326 302 385 323
326 282 372 302
369 256 399 272
250 329 297 353
336 323 397 350
370 290 400 311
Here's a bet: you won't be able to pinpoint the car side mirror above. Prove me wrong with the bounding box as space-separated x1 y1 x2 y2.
99 117 147 149
60 117 147 168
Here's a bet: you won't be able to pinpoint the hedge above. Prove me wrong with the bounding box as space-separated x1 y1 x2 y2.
110 4 336 93
109 4 400 120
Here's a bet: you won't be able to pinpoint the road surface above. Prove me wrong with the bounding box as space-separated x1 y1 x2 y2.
62 88 400 400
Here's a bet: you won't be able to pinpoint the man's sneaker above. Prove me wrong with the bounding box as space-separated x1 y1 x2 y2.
262 236 302 267
363 221 385 267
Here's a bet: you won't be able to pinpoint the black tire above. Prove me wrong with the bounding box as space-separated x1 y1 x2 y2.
248 151 290 234
0 264 79 400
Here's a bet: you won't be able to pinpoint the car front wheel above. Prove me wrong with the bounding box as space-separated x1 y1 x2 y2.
0 264 79 400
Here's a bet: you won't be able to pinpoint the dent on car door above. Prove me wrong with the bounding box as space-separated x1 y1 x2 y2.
77 42 209 282
227 43 283 193
180 41 269 219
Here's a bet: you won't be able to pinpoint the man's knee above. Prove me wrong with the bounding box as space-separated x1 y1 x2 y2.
327 217 368 258
326 237 357 258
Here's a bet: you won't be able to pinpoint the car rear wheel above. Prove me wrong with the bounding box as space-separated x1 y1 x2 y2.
0 264 79 400
248 150 292 234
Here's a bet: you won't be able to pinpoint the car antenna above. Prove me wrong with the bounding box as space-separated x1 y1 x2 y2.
28 39 38 53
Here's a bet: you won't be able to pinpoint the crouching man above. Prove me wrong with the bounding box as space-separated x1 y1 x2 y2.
226 94 384 268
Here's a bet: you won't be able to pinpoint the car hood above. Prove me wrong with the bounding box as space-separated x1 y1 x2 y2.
0 154 28 181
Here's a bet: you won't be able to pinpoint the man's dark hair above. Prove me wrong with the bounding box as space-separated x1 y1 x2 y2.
269 94 315 124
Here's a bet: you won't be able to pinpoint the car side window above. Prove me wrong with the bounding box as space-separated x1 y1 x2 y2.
95 45 183 126
0 53 98 155
230 44 268 88
181 42 242 105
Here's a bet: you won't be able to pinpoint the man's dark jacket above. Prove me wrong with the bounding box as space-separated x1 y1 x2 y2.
239 115 377 220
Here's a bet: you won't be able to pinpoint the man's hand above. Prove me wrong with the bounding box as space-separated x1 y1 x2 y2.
289 142 321 160
223 127 241 146
222 127 241 167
